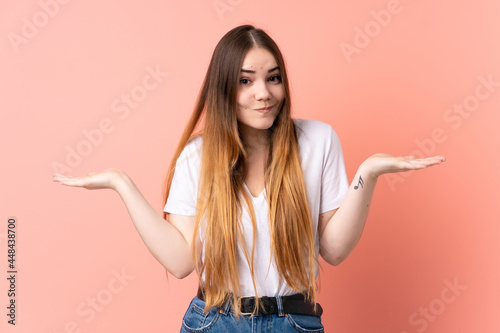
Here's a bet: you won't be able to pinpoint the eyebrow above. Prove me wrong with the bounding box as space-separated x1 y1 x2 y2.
240 66 280 74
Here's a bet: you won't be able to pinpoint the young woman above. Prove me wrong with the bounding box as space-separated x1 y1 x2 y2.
53 25 445 332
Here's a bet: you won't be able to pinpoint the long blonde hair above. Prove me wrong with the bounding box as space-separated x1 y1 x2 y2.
162 25 317 315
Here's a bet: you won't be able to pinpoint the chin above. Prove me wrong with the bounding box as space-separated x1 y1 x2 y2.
255 117 278 130
238 118 276 132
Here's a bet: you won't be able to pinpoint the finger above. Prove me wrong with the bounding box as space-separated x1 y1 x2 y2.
421 157 446 165
403 155 416 160
54 174 77 180
399 158 434 167
53 175 88 187
418 156 446 162
406 159 436 166
55 178 83 187
402 155 445 161
406 159 444 169
53 175 73 182
404 163 429 170
53 174 67 182
408 157 445 165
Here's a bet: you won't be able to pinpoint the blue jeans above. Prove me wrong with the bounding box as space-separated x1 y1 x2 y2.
179 296 325 332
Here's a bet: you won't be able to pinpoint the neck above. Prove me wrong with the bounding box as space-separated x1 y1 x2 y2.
239 123 270 152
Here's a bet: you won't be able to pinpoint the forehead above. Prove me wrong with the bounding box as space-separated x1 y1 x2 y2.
241 48 278 70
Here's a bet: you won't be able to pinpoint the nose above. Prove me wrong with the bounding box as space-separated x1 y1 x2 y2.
254 80 271 101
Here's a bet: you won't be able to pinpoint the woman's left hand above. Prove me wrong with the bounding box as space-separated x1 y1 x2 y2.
361 153 446 180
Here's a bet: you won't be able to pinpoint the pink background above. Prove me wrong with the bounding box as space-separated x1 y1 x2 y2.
1 0 499 332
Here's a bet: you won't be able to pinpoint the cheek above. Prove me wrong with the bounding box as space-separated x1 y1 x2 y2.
271 85 285 101
237 92 250 110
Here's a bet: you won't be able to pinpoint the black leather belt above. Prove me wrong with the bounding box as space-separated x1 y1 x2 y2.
196 287 323 316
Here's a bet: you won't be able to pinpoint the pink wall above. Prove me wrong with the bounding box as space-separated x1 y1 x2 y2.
2 0 499 332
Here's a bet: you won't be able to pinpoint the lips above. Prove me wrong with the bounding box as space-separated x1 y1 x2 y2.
255 105 274 113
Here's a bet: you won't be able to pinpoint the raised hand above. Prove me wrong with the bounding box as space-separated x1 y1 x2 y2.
319 153 446 266
53 167 197 277
53 168 125 191
361 153 446 180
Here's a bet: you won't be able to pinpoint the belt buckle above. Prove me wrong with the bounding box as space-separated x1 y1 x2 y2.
239 295 275 315
241 311 253 316
240 296 255 316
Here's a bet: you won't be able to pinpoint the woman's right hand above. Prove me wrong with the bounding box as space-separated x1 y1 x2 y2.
53 168 125 191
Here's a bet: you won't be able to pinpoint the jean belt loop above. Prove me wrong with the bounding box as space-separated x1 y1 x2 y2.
220 295 231 315
276 295 285 317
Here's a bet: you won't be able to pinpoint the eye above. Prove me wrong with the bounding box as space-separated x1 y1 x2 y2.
239 78 251 85
268 75 282 83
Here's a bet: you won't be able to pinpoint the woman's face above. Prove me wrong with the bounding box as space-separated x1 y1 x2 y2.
236 47 285 135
